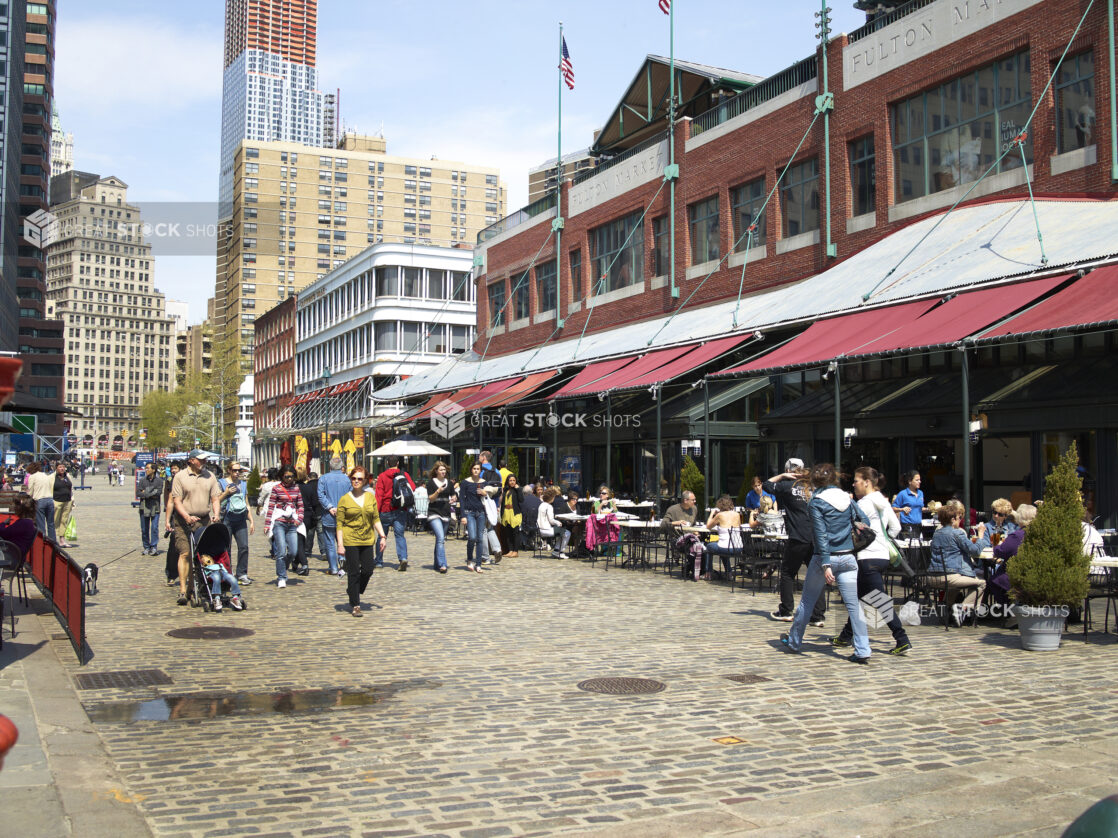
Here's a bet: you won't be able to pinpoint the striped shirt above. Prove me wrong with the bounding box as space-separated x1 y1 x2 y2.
264 483 304 530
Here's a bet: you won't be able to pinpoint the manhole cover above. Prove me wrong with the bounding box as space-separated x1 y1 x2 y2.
167 626 255 640
577 677 665 695
75 669 173 690
724 673 772 684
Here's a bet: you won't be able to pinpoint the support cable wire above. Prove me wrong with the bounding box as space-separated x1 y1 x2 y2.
649 108 824 346
469 228 557 382
863 0 1095 302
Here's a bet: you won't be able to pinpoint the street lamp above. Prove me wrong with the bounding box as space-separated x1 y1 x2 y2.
322 366 331 468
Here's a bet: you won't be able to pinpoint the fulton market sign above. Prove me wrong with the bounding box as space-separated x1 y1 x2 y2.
568 139 668 218
843 0 1044 90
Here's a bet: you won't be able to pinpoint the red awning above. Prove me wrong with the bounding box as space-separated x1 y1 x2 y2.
982 266 1118 338
412 384 483 421
854 274 1071 356
471 370 559 410
329 379 364 396
455 377 524 411
624 334 753 389
568 346 693 395
724 300 938 375
550 357 637 399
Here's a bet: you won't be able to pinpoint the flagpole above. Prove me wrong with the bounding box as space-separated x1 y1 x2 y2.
555 22 565 330
667 1 679 298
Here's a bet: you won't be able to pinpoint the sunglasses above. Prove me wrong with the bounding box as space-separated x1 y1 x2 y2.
351 476 366 482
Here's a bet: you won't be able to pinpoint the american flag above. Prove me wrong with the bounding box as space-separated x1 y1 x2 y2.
659 0 670 14
560 37 574 90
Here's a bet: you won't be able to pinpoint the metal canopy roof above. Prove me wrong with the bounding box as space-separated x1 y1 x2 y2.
591 55 763 155
372 198 1118 403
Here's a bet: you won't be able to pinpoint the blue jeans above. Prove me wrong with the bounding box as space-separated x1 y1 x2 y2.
225 516 249 577
703 542 740 576
428 517 448 569
35 497 56 543
140 512 160 551
272 522 299 580
377 510 407 565
320 525 339 573
206 567 241 598
786 554 871 659
465 509 487 564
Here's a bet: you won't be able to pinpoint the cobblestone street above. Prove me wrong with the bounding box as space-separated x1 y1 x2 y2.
3 485 1117 837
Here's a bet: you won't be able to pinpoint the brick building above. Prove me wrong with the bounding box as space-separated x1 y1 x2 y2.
251 293 296 467
374 0 1118 523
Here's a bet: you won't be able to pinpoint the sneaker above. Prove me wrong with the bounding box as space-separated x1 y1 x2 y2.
335 569 346 578
212 599 223 612
437 566 448 574
493 553 503 565
770 611 794 622
810 619 826 628
277 578 286 588
352 606 363 617
889 642 912 656
297 566 310 577
177 594 188 606
847 654 870 665
229 596 243 611
558 553 570 559
397 560 408 572
237 575 254 586
466 562 476 571
829 636 851 648
779 633 801 654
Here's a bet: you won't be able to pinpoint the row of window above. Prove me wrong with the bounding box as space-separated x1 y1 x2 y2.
294 322 475 382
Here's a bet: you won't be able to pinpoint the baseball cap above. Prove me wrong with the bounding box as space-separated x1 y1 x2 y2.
784 457 805 472
187 449 208 461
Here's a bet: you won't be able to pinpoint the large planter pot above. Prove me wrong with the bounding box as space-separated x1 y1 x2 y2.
1017 605 1067 651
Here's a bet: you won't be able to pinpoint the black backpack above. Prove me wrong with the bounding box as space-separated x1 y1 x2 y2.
391 471 414 510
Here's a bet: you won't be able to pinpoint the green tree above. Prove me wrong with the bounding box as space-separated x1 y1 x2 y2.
505 449 520 480
206 333 246 456
458 454 475 482
681 455 705 503
1008 442 1091 607
140 387 190 450
246 465 261 501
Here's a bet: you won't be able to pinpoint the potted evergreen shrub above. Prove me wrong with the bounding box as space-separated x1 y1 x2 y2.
1007 443 1090 651
246 465 262 507
681 455 705 506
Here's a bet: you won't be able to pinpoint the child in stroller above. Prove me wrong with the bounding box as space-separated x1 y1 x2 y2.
190 523 246 612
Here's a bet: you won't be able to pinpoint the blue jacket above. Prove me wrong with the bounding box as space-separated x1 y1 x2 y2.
809 486 869 566
317 469 351 527
930 526 988 577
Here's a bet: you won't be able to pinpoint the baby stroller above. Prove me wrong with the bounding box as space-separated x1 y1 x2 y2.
188 523 248 613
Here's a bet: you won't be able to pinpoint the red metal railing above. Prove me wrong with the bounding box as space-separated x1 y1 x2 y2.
9 517 85 663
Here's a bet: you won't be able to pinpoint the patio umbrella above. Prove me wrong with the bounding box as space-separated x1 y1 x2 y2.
369 434 450 457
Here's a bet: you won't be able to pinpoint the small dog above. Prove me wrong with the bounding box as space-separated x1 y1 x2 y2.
82 563 98 596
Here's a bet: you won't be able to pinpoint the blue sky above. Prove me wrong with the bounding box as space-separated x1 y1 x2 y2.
55 1 867 323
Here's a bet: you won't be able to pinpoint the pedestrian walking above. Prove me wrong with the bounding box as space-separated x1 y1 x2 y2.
170 451 222 605
767 459 827 626
136 462 163 555
263 465 303 588
424 461 456 573
163 461 182 584
460 461 495 573
832 466 912 656
218 461 254 584
317 456 350 578
52 461 74 547
26 462 56 543
781 463 874 664
373 456 415 572
336 466 387 617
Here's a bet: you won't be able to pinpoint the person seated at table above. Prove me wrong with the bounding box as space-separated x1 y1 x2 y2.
701 495 744 580
0 493 38 559
749 495 785 535
521 483 542 536
537 487 571 559
593 485 618 515
992 503 1034 563
1082 510 1104 559
987 498 1018 544
929 503 988 625
743 476 775 512
892 470 926 538
660 491 698 537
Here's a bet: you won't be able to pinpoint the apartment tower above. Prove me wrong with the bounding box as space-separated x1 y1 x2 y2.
0 0 26 352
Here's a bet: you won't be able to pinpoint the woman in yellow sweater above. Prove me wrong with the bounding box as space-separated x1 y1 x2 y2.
336 467 387 617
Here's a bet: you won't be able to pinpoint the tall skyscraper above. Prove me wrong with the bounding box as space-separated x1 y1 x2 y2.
49 104 73 179
16 0 65 441
0 0 26 353
219 0 324 211
45 174 174 447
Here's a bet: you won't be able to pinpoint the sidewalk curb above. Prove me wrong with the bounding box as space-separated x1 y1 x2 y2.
1 590 152 837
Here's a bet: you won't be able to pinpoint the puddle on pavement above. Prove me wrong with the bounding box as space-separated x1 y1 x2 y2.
84 679 440 723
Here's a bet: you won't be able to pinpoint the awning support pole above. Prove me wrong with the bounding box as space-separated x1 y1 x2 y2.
960 344 971 518
832 361 841 469
655 384 662 506
605 394 612 491
703 378 711 513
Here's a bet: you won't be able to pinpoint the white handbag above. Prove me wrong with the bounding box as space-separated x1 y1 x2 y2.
483 496 499 527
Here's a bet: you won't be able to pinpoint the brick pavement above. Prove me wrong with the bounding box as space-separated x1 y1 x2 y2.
3 484 1117 837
